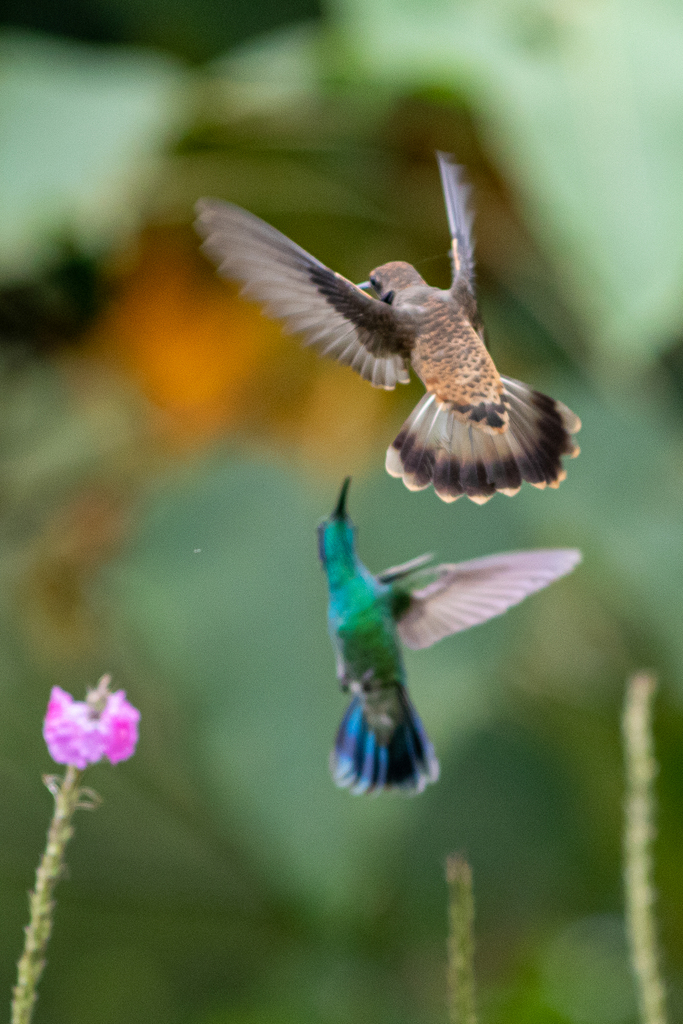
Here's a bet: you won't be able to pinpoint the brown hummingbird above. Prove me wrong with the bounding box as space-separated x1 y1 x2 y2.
195 152 580 503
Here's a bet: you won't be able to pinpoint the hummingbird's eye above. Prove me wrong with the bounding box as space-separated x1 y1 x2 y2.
369 275 381 292
381 290 395 305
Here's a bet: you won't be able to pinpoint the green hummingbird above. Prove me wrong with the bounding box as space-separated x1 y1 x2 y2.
318 478 581 794
195 152 580 504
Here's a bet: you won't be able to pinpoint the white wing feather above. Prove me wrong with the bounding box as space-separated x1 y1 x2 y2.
377 552 434 584
436 151 476 289
397 549 581 650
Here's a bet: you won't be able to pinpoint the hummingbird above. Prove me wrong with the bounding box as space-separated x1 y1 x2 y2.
195 152 580 504
318 478 581 794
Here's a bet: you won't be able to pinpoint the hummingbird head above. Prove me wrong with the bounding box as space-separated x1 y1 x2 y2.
369 261 427 304
317 477 356 570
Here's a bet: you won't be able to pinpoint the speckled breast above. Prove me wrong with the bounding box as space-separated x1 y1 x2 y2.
411 297 504 412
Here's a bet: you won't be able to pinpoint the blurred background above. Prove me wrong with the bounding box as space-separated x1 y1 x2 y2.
1 0 683 1021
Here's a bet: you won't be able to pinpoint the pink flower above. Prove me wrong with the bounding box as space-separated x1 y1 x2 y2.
43 678 140 770
98 690 140 764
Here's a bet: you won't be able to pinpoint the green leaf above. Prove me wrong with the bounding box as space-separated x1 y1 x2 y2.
0 31 188 279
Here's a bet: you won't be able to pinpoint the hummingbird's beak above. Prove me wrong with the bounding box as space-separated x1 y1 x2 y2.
356 281 371 290
332 477 351 519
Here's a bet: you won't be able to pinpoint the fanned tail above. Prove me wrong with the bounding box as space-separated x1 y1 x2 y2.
385 377 581 504
331 688 439 795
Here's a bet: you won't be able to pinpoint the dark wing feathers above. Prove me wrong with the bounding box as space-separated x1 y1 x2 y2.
436 151 476 293
195 199 415 390
395 549 581 650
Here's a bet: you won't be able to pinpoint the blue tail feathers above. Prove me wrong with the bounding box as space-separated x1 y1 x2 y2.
331 688 439 795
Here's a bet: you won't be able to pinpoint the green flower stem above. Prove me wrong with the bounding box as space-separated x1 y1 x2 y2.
446 854 477 1024
622 672 667 1024
11 765 83 1024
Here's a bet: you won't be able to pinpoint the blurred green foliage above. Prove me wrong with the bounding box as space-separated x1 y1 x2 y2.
1 0 683 1023
1 0 321 62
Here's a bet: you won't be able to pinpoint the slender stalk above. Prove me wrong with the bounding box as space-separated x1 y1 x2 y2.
11 765 82 1024
446 854 477 1024
622 672 667 1024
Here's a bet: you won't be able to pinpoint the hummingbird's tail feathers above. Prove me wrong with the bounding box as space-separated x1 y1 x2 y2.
331 690 439 795
385 381 580 504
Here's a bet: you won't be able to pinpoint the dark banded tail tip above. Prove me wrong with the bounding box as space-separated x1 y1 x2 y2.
385 382 581 504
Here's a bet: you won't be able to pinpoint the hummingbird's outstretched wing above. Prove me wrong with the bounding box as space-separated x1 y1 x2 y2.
394 548 581 650
376 552 434 584
195 200 416 390
436 151 476 293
